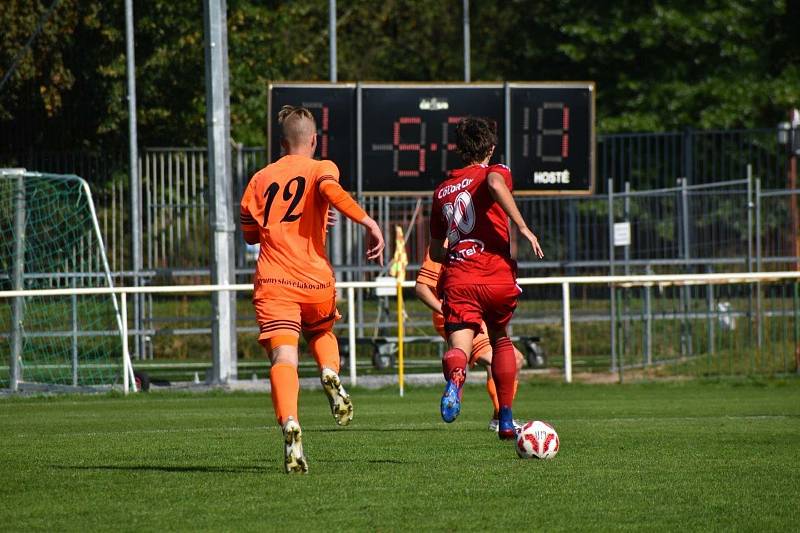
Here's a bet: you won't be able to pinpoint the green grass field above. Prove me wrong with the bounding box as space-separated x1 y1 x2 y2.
1 380 799 531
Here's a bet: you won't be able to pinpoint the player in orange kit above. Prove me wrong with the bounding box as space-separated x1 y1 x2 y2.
415 249 525 431
240 105 384 473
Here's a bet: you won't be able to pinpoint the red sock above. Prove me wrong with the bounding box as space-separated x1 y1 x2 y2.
490 337 516 408
442 348 468 383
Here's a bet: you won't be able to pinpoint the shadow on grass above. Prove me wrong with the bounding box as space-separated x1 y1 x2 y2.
316 458 412 465
51 464 265 474
313 427 443 433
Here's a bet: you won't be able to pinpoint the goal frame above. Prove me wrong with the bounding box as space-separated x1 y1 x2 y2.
1 169 135 392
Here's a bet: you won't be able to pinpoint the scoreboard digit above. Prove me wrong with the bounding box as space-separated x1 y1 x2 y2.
507 82 595 194
359 84 504 193
268 83 356 190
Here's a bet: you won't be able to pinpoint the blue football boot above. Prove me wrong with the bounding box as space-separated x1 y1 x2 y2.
498 406 517 440
440 368 465 423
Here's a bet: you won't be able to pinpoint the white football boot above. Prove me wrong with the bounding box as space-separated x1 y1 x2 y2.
488 417 523 433
320 368 353 426
282 416 308 474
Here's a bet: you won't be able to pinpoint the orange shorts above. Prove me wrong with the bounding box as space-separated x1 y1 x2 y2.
432 312 492 367
254 296 340 343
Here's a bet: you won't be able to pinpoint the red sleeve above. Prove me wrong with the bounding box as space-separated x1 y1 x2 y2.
489 164 513 191
429 197 446 240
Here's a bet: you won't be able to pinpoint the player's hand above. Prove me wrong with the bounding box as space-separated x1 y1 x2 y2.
364 219 385 266
521 227 544 259
326 208 338 228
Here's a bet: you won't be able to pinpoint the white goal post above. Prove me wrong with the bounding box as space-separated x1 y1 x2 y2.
1 169 132 392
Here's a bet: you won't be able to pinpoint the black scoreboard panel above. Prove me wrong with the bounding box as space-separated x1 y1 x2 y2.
266 82 594 195
359 84 505 193
268 83 356 190
507 83 595 194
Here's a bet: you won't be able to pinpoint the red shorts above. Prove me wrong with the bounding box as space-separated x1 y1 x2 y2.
442 283 520 334
432 312 492 367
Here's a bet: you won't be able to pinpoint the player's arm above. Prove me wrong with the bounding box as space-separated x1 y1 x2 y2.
318 179 385 265
240 182 259 244
429 237 447 264
487 171 544 259
415 282 443 314
415 251 444 312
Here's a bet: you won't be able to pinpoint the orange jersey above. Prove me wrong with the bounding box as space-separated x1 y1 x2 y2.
240 155 338 302
415 251 443 290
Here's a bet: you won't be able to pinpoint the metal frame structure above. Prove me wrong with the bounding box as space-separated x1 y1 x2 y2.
2 271 798 390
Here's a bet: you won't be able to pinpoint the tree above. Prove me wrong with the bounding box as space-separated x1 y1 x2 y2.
2 0 799 152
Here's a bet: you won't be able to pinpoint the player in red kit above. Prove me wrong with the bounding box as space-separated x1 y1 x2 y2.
429 117 544 440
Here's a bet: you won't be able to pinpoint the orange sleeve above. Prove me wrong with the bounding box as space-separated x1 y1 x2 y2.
318 179 368 223
415 250 442 288
240 179 258 229
240 179 259 243
316 160 340 183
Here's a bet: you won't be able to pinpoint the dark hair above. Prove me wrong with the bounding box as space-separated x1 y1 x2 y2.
455 117 497 164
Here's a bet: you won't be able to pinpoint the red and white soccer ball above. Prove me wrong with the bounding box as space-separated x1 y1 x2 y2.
516 421 559 460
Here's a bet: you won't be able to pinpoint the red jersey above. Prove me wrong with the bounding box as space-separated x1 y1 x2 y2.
430 163 516 287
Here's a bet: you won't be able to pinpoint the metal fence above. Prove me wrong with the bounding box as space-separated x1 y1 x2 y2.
2 273 797 391
2 127 798 371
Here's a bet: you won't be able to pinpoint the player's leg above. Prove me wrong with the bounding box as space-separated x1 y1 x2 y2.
302 299 352 426
482 284 522 440
486 325 517 440
482 340 526 431
470 328 501 427
441 328 474 422
255 299 307 473
440 286 481 423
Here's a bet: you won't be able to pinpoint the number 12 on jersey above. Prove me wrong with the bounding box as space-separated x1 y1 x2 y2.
262 176 306 226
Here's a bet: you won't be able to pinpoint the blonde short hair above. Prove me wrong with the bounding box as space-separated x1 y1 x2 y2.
278 105 316 146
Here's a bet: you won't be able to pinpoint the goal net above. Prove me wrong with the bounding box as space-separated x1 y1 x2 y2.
1 170 128 391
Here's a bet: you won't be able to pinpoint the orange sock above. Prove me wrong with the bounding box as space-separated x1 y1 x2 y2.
512 379 519 401
308 331 340 373
270 362 299 425
486 376 500 417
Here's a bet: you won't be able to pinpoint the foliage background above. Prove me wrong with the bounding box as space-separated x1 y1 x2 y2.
1 0 799 151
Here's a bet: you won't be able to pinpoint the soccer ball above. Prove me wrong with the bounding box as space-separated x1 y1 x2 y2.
516 421 559 460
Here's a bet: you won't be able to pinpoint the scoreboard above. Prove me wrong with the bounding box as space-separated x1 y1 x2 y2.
360 84 504 192
268 82 595 195
268 83 356 190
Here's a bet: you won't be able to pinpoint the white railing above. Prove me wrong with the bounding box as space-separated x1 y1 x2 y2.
3 271 799 392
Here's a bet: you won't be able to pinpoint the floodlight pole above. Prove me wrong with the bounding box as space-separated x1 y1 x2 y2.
204 0 237 383
329 0 337 83
463 0 471 82
125 0 143 360
329 0 344 292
